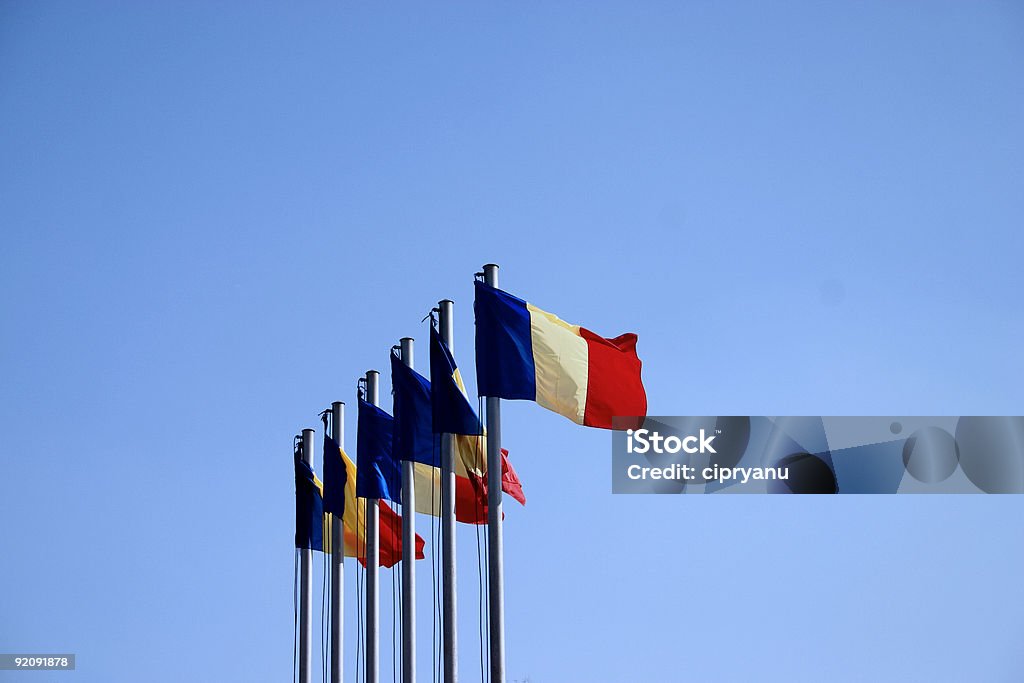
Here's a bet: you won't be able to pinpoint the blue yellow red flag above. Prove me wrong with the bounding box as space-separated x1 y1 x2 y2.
429 325 483 436
356 398 401 503
294 453 324 551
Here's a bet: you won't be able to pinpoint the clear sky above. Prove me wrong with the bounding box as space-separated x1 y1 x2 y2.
2 2 1023 682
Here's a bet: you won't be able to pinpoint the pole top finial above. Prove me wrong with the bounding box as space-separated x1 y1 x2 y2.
482 263 500 287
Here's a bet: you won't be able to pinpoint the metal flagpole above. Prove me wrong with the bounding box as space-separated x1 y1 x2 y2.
365 370 381 683
438 299 459 683
399 338 417 683
330 401 345 683
299 428 316 683
482 264 506 683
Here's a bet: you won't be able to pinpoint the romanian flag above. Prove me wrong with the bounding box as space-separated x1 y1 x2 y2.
323 442 425 568
391 351 440 467
322 432 346 518
432 324 525 519
295 453 325 551
474 280 646 430
356 398 401 503
430 325 483 436
408 439 523 524
390 335 525 524
454 437 526 506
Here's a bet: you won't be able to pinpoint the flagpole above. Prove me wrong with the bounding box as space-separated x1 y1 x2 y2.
399 338 417 683
330 401 345 683
299 427 316 683
365 370 381 683
438 299 459 683
482 264 506 683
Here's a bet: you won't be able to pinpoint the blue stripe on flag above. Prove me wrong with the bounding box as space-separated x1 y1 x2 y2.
473 280 536 400
391 352 440 467
430 325 483 435
322 432 346 517
356 398 401 502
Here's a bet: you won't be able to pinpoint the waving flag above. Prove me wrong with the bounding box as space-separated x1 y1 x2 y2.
356 398 401 503
497 447 526 505
409 447 523 524
391 352 439 467
390 337 525 523
430 325 483 436
330 446 424 568
295 453 324 551
434 325 525 516
474 280 646 429
407 462 479 523
322 432 347 518
451 437 527 512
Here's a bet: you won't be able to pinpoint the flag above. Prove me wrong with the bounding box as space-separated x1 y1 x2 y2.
434 324 525 517
430 325 483 436
356 398 401 503
295 453 324 551
332 447 425 568
390 341 525 523
402 405 505 523
322 432 346 517
452 439 527 520
498 448 526 505
409 456 496 525
434 325 528 511
474 280 646 429
391 352 440 467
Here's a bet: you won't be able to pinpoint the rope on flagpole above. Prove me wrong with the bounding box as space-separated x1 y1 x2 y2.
323 530 330 683
355 380 367 683
476 396 490 683
356 500 364 683
293 435 302 683
392 507 398 683
293 548 299 683
473 268 493 683
319 410 331 683
432 433 440 683
395 509 403 683
321 537 327 682
389 344 403 683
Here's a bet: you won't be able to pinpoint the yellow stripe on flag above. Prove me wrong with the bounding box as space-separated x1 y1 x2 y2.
526 302 588 425
319 448 368 559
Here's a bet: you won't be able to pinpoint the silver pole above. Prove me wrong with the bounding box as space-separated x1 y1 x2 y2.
330 401 345 683
438 299 458 683
299 428 316 683
399 338 417 683
365 370 381 683
482 264 505 683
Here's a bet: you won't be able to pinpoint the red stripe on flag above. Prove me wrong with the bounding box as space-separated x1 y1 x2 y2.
359 501 424 568
500 449 526 505
579 329 646 430
455 474 488 525
460 448 525 523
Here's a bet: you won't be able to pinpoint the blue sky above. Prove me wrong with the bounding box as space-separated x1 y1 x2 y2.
1 2 1023 681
